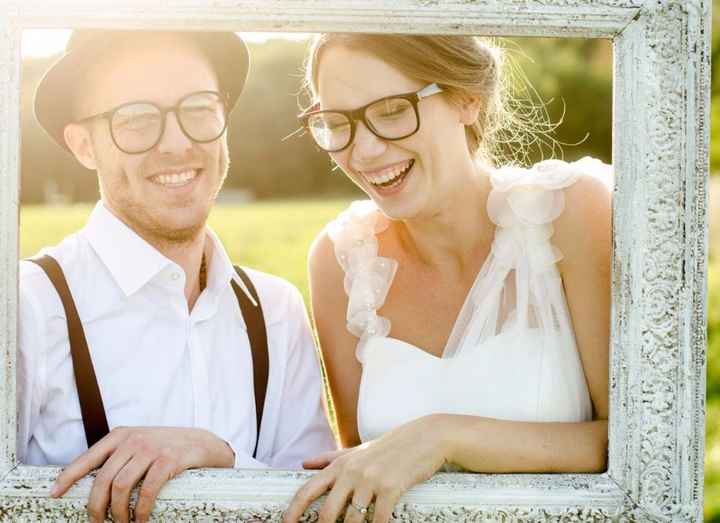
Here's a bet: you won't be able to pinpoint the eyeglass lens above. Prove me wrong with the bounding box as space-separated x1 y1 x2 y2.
307 97 418 152
110 92 227 153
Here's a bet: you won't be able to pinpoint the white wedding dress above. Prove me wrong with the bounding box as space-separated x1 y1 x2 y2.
327 157 612 443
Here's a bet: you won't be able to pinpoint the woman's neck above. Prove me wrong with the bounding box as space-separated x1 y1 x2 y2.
397 165 494 276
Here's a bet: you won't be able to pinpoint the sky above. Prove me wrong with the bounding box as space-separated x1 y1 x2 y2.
22 29 310 58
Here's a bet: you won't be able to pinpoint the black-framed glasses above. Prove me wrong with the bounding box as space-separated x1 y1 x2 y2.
298 83 444 153
76 90 229 154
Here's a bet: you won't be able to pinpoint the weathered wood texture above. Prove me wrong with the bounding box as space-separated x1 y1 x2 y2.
0 0 710 521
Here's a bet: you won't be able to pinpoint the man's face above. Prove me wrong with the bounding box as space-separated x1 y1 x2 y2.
70 34 230 245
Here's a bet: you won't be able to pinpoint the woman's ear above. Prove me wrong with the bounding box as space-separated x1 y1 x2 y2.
457 95 482 126
64 123 98 170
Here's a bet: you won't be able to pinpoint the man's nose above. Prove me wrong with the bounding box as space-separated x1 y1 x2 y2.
156 111 193 154
351 121 387 162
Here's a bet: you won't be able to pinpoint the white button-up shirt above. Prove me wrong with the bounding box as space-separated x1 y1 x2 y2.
17 202 335 468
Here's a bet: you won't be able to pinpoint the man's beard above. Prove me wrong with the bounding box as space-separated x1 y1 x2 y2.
95 140 229 249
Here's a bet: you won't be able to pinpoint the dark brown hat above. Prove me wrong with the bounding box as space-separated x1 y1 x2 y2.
34 29 250 152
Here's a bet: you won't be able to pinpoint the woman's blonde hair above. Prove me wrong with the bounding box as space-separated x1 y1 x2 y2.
303 33 553 167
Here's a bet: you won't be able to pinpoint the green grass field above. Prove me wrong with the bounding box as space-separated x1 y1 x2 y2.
19 198 720 518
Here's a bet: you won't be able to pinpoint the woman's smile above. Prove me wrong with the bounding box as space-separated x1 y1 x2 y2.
356 159 415 195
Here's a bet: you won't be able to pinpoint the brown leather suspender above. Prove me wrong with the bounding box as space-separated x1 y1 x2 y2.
27 255 269 459
231 266 268 459
27 255 109 448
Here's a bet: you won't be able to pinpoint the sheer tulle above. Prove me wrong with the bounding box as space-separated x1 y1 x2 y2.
327 157 611 443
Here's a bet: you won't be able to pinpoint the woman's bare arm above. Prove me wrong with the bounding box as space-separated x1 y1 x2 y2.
308 231 364 447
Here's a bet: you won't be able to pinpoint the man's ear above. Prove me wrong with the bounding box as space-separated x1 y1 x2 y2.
63 123 98 170
457 95 483 126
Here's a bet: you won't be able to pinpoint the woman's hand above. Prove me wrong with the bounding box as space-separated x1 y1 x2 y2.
283 415 451 523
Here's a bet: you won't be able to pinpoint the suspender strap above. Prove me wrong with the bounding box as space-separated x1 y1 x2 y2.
232 266 269 460
26 255 110 448
26 256 269 460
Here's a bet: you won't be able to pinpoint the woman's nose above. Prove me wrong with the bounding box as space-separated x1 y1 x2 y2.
351 121 387 162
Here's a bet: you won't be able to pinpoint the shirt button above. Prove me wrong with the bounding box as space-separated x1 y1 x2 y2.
171 272 180 281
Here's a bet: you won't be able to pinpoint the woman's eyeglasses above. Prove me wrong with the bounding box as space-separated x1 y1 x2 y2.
299 83 444 153
75 90 229 155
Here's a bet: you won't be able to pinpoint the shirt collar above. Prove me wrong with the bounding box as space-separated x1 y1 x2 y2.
83 201 256 304
82 202 174 296
205 228 257 306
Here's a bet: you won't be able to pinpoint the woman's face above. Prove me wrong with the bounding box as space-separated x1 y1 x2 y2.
316 45 476 220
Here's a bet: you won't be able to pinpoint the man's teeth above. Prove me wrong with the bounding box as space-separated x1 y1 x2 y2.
366 161 412 186
153 170 197 186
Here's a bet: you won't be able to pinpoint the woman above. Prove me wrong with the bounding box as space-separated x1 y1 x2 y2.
284 34 611 523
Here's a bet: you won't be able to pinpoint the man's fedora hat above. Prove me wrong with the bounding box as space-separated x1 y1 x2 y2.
34 29 250 153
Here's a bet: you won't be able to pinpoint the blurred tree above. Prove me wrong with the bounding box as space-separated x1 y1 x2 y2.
710 2 720 173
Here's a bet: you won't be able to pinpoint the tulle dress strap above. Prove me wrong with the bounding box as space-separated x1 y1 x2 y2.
326 200 398 362
443 156 613 358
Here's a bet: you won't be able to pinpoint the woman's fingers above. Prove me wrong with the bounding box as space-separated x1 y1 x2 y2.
283 470 335 523
317 477 354 523
343 488 374 523
371 488 403 523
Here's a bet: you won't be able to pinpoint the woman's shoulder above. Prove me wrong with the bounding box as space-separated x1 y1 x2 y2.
309 200 398 340
487 156 612 230
325 200 387 245
490 156 613 192
486 156 612 272
554 168 612 272
308 199 391 288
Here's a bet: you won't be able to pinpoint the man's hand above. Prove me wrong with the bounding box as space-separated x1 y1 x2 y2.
50 426 235 523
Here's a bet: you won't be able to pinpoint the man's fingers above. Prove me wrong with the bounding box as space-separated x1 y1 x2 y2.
85 446 134 523
303 454 332 470
52 430 123 497
283 471 335 523
303 449 352 470
302 453 334 470
110 455 153 523
134 457 178 523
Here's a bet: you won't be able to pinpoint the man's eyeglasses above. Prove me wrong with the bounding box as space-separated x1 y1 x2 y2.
76 90 229 155
298 83 444 153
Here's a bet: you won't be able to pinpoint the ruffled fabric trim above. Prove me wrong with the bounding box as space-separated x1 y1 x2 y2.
487 156 611 276
327 201 398 351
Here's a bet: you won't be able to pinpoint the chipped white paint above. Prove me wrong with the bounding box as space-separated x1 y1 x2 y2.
0 0 710 521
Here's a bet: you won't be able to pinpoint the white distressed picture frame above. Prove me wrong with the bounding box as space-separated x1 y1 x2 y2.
0 0 710 520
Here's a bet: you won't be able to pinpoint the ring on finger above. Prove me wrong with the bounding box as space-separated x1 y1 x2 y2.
349 501 368 515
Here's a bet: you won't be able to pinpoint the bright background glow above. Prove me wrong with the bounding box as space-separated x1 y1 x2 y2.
22 29 310 57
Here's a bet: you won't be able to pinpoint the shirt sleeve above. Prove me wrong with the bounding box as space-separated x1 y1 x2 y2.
16 263 48 464
264 287 336 469
226 439 269 469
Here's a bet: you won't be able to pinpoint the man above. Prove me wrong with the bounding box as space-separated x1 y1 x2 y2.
18 30 334 523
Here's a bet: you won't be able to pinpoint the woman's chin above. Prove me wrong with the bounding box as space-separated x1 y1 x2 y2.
371 197 423 222
363 168 424 219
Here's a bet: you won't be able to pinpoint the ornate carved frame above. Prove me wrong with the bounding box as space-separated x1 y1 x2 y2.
0 0 710 521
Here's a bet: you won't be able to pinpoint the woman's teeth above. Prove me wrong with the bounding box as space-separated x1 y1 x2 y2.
366 160 414 187
152 169 198 187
